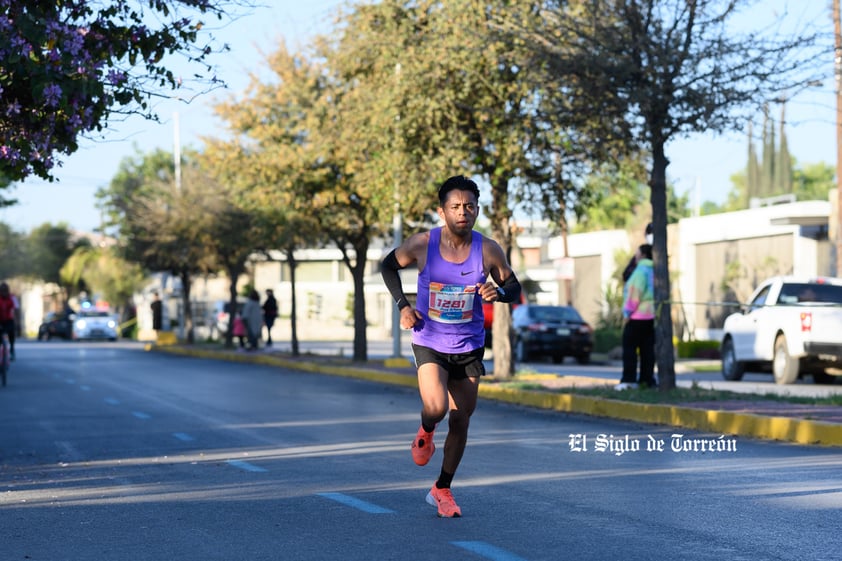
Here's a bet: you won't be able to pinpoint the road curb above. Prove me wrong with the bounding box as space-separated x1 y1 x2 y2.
150 345 842 448
477 386 842 447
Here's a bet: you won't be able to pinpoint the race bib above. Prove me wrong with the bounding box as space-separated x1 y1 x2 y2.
427 282 476 324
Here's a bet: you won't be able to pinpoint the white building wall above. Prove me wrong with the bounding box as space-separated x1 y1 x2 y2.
546 229 631 315
677 200 830 341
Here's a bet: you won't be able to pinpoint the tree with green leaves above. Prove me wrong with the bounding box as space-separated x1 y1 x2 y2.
0 173 15 208
0 222 25 280
306 5 462 362
760 107 776 199
725 159 835 211
206 45 326 355
327 0 598 375
746 122 760 204
191 162 263 349
774 104 793 196
23 222 90 288
793 162 835 202
96 149 217 343
60 245 146 320
522 0 825 389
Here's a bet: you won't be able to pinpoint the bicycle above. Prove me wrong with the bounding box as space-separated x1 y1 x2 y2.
0 331 9 387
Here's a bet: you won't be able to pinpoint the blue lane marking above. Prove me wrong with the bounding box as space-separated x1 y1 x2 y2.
104 397 120 405
227 460 268 473
132 411 151 420
317 492 395 514
452 541 530 561
173 432 195 442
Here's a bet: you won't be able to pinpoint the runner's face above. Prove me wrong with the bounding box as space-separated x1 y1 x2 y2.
439 189 478 235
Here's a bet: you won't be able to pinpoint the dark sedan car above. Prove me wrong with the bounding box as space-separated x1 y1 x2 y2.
512 304 593 364
37 311 74 341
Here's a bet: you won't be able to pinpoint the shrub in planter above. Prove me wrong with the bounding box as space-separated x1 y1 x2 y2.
593 327 622 354
676 339 721 359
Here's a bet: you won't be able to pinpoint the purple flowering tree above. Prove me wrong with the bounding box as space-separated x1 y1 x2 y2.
0 0 246 182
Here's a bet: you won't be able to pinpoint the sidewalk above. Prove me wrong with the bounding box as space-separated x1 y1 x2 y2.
151 344 842 448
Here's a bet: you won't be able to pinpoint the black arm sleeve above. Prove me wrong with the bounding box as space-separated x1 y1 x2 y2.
497 272 522 304
381 250 410 310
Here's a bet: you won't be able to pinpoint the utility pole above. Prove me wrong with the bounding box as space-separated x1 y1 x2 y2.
391 63 404 359
173 111 183 340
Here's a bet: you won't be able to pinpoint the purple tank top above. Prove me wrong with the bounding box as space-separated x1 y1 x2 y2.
412 227 486 353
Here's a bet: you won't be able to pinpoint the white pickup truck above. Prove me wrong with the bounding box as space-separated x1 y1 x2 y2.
720 276 842 384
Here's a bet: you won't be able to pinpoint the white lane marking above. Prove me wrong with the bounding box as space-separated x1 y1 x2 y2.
173 432 195 442
132 411 151 420
104 397 121 405
80 385 91 391
317 492 395 514
227 460 268 473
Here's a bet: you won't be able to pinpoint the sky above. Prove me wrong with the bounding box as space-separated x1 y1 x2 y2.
1 0 837 234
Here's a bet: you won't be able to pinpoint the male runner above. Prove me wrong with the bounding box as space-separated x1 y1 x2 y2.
381 175 521 517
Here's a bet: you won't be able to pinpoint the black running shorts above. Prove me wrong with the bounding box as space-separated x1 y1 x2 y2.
411 343 486 379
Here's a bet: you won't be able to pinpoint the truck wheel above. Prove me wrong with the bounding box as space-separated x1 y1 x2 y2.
721 338 745 381
772 335 799 385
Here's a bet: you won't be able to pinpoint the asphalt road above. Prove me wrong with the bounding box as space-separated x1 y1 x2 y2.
1 341 840 561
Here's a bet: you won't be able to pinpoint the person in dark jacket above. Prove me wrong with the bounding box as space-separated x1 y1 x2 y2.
262 289 278 347
151 292 163 332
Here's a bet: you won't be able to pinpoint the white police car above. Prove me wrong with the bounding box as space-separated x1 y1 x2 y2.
72 309 119 341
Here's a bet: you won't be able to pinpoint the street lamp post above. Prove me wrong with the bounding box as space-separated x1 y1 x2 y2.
391 62 404 359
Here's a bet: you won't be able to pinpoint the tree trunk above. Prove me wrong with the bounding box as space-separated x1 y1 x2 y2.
492 302 513 377
489 178 514 378
334 237 370 362
180 270 194 344
351 260 368 362
649 141 676 390
287 249 299 357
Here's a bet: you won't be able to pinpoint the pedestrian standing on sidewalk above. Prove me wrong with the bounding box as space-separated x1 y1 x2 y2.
241 289 263 351
262 289 278 347
622 222 653 283
616 244 656 390
380 175 521 518
232 313 247 349
151 292 163 333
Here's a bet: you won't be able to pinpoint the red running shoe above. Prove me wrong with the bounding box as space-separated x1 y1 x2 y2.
426 484 462 518
411 426 435 466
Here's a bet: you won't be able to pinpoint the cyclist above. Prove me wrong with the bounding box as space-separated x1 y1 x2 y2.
0 282 16 361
